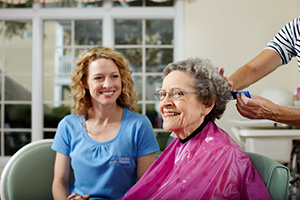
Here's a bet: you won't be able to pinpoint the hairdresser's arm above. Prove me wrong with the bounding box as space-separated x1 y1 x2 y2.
229 49 281 90
236 93 300 127
52 152 71 200
137 152 156 179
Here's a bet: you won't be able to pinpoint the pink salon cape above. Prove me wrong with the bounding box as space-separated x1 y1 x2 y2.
120 121 271 200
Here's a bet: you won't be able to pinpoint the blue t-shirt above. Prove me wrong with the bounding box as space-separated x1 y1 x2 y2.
52 108 160 199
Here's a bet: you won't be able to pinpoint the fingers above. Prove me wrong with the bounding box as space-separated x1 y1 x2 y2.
216 66 233 89
235 93 261 119
68 193 78 200
218 66 225 77
68 193 90 200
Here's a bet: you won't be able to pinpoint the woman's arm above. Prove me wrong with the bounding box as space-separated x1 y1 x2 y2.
52 152 71 200
136 152 156 179
229 49 281 90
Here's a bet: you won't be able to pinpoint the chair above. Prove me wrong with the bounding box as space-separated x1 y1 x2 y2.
0 139 56 200
247 152 290 200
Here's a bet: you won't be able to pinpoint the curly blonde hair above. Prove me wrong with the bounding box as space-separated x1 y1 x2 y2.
70 46 138 115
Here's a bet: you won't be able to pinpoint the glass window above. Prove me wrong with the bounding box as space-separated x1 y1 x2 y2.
75 20 102 45
116 48 142 73
0 0 33 8
0 0 182 162
146 20 173 45
115 18 173 129
0 20 32 156
42 0 102 8
115 19 142 45
43 19 102 136
114 0 173 7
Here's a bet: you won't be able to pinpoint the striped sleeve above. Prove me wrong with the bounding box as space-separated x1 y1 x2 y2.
265 16 300 72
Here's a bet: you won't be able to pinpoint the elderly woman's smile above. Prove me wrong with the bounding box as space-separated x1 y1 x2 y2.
163 111 181 117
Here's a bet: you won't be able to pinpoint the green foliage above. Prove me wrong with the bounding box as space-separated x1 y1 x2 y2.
44 106 71 128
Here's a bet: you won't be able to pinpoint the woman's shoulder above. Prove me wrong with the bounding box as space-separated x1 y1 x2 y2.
123 108 152 125
59 114 83 124
124 108 147 119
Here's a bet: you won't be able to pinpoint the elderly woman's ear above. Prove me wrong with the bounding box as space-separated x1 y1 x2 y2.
203 98 215 116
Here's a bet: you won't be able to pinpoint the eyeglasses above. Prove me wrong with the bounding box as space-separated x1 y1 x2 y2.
154 88 199 101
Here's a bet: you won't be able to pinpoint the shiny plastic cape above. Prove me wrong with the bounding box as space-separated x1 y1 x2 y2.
120 121 271 200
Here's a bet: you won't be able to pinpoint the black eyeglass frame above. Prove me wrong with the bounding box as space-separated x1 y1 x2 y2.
154 87 200 101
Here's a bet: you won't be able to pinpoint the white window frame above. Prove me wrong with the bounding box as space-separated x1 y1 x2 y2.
0 0 183 166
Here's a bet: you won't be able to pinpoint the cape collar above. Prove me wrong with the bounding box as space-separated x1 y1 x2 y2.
179 119 209 144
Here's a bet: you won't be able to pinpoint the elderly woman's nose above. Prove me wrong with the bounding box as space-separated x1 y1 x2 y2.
160 94 173 106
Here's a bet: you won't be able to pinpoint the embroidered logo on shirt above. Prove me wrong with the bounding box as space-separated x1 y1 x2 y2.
110 157 118 163
110 156 131 166
119 157 130 166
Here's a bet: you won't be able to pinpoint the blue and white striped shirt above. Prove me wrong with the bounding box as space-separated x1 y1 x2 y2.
265 16 300 73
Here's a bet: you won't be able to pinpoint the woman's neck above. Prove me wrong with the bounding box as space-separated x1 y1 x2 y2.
87 104 123 125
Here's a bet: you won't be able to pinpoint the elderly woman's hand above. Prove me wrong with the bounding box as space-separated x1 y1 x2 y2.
67 193 90 200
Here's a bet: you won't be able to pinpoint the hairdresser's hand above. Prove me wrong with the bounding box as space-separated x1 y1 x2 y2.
67 193 90 200
216 66 233 89
235 93 277 120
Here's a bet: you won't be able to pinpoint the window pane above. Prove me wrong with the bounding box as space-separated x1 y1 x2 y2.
44 75 72 102
44 104 71 129
5 104 31 128
43 48 74 74
5 75 31 101
4 21 32 46
4 48 32 73
146 48 173 72
146 104 161 128
77 0 102 7
42 0 77 8
44 131 56 139
0 0 33 9
44 21 71 46
0 21 2 37
156 131 171 151
115 20 142 45
146 20 173 45
42 0 102 8
116 48 142 73
146 75 162 100
135 103 142 114
146 0 173 7
114 0 142 7
75 48 90 59
75 20 102 45
114 0 173 7
133 76 142 100
5 131 30 156
43 48 73 101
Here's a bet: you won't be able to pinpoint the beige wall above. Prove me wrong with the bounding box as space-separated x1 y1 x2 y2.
184 0 300 141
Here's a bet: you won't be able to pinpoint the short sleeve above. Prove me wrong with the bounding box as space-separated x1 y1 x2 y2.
136 116 160 158
265 16 300 66
51 117 71 156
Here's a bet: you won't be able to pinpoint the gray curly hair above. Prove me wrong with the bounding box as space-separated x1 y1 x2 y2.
163 57 230 122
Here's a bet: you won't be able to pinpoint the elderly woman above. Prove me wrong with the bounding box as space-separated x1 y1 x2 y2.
120 57 270 200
